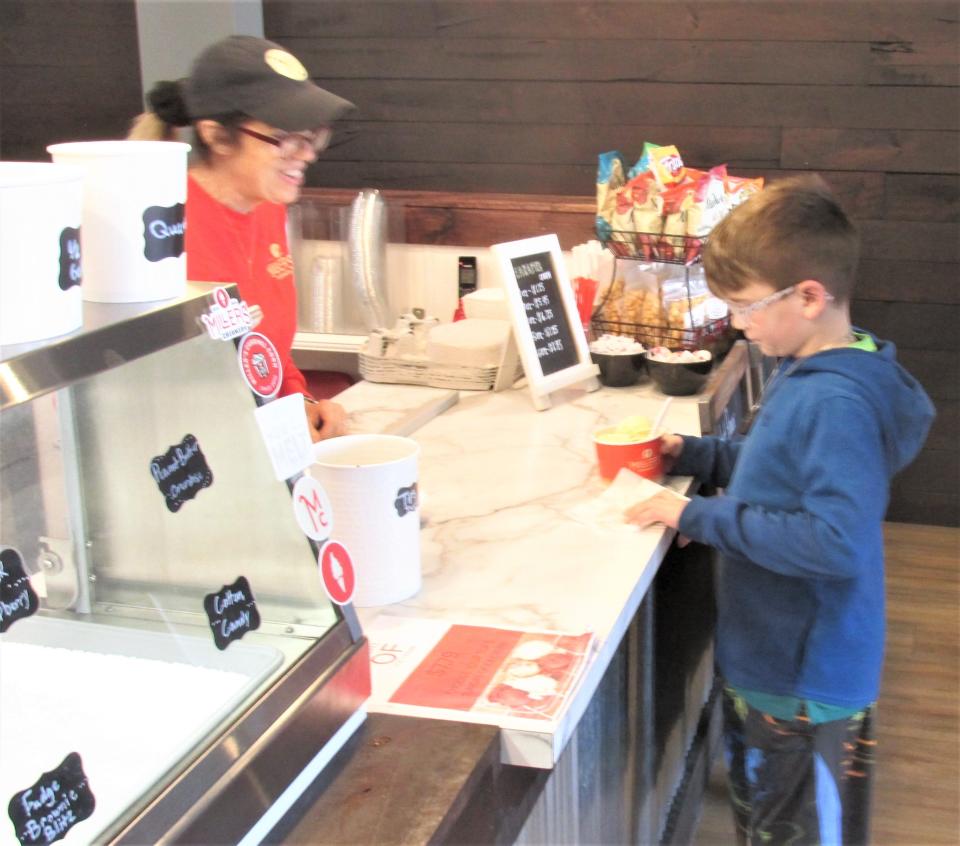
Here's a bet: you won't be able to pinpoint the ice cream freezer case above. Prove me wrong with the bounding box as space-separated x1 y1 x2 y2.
0 282 369 845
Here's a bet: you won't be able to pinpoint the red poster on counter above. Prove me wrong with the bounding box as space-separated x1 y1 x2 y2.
388 624 593 721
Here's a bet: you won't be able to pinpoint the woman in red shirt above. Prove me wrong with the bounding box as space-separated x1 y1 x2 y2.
130 35 353 440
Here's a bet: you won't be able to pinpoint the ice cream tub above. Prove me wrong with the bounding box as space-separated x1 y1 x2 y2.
593 415 663 482
0 162 85 346
47 140 190 303
310 434 421 607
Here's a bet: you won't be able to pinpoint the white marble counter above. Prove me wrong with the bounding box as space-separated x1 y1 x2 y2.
340 379 704 768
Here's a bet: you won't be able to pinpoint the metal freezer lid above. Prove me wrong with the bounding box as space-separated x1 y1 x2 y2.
0 281 232 411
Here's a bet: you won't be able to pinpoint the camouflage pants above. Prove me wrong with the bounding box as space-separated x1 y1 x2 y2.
722 686 876 846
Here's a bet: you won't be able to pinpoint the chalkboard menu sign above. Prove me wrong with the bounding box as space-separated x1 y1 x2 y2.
0 547 39 634
493 234 600 410
509 251 579 376
8 751 96 846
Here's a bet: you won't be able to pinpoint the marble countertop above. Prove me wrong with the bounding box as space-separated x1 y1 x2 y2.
339 378 704 768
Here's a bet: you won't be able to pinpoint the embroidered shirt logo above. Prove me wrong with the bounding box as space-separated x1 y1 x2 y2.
266 242 294 279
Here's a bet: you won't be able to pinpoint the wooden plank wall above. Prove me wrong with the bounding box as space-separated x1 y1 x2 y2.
267 0 959 527
0 1 144 158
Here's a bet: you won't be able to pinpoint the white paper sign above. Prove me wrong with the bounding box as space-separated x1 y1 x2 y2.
254 394 314 481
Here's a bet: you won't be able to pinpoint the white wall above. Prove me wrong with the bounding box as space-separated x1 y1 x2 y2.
135 0 264 102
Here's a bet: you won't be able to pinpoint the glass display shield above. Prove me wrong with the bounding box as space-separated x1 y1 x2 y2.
0 285 360 845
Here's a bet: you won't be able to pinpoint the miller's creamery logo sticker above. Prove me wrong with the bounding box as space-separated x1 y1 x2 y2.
264 49 308 81
267 242 294 279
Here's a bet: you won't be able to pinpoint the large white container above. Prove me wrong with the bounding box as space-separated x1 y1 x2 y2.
47 141 190 303
310 435 422 607
0 162 85 346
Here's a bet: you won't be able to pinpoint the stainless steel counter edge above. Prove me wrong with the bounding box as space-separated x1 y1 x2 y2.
110 623 371 845
0 282 229 411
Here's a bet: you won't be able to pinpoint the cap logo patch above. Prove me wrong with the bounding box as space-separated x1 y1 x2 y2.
264 48 308 81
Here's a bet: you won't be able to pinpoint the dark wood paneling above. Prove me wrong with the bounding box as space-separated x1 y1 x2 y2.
885 174 960 222
266 1 958 43
0 0 142 160
782 129 959 174
327 122 782 169
319 80 959 131
289 38 880 85
857 260 959 305
851 302 959 351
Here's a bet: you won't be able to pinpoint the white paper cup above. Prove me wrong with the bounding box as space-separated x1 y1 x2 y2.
0 162 85 346
311 435 421 607
47 140 190 303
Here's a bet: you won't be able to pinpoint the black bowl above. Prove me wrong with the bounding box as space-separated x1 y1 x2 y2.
643 354 712 396
591 351 646 387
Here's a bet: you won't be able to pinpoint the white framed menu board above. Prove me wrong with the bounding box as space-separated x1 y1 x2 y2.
492 234 600 410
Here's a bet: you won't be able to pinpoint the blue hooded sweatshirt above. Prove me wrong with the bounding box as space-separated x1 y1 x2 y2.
676 333 934 708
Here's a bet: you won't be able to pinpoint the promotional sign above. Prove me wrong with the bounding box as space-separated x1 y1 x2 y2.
149 434 214 513
0 548 39 634
7 752 96 846
203 576 261 651
200 286 253 341
291 475 334 543
318 541 356 606
253 394 314 481
492 234 600 410
238 331 282 398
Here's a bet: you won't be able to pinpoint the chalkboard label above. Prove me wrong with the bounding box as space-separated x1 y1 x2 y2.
57 228 82 291
394 482 418 517
142 203 185 262
203 576 261 651
8 752 95 846
0 548 40 634
509 251 578 376
149 434 213 513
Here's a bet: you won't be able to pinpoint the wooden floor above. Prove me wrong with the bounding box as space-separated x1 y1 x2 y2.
691 522 960 846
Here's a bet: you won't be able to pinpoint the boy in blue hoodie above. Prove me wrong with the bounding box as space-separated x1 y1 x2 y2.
626 175 934 845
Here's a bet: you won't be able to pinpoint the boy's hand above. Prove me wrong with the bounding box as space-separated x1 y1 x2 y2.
624 492 689 544
660 434 684 474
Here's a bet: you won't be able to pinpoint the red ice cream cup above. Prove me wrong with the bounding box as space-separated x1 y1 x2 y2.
593 427 664 482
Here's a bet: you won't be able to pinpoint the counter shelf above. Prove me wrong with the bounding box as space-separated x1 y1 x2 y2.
0 282 368 845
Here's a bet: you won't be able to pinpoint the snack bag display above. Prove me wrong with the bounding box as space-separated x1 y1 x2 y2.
629 171 660 260
647 144 686 188
595 150 626 242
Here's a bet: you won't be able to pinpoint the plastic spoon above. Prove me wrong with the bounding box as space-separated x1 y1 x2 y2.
652 396 673 435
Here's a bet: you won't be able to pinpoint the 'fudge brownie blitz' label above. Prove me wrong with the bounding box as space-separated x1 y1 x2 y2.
0 548 40 634
57 227 82 291
8 752 96 846
203 576 261 650
149 434 213 513
142 203 185 262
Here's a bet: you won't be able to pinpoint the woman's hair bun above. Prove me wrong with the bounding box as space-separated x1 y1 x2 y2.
148 80 192 127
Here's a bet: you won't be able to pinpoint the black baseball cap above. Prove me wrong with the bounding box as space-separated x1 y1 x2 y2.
185 35 355 130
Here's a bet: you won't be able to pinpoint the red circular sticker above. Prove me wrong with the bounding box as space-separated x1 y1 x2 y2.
238 332 282 398
319 541 356 606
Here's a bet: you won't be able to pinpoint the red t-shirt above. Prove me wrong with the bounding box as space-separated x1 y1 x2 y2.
185 175 308 398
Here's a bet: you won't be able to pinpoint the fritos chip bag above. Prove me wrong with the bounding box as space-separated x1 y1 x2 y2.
648 144 686 188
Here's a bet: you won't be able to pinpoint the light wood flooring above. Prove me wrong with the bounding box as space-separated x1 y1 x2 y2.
692 522 960 846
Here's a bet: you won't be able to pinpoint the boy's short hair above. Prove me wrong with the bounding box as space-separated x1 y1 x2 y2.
703 174 860 303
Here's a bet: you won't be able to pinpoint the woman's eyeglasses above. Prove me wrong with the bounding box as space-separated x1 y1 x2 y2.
237 125 333 157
